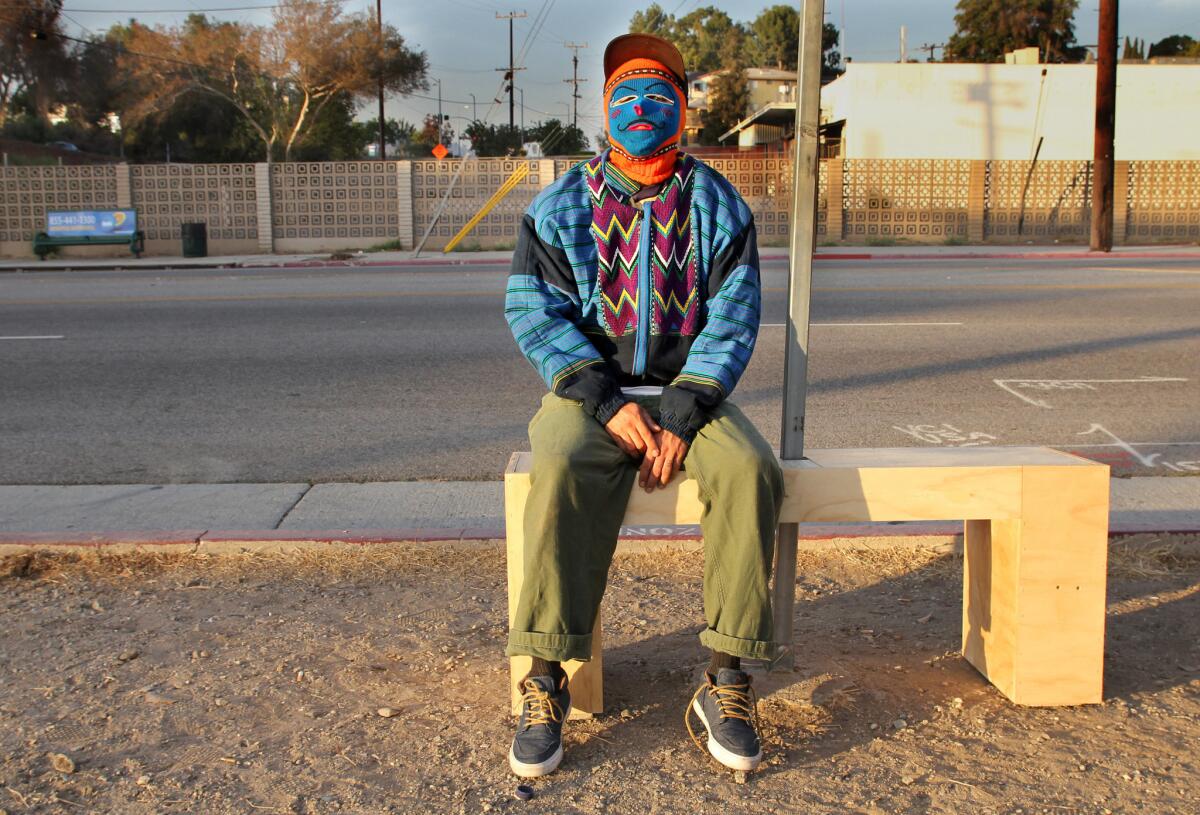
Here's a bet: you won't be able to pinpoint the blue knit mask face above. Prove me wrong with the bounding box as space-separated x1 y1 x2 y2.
606 77 682 157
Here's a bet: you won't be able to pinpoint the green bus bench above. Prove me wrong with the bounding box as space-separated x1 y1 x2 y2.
33 209 145 259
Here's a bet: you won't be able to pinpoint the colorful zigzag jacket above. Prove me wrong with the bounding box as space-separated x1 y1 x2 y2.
505 150 760 443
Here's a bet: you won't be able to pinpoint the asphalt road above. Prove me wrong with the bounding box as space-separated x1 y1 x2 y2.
1 257 1198 484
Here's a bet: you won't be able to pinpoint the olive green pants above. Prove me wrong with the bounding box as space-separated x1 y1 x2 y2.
506 393 784 663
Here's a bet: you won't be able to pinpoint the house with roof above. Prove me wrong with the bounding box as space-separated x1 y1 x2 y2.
684 67 797 145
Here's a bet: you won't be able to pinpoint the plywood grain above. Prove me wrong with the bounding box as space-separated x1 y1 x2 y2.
506 456 603 718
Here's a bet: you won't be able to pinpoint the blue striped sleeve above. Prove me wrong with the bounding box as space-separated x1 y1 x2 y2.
505 213 626 424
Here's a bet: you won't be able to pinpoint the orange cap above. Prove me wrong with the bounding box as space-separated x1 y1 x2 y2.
604 33 687 94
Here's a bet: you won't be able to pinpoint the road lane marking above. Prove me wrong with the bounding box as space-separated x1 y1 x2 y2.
994 376 1189 409
1095 266 1200 275
0 335 64 340
1077 423 1200 472
761 322 963 327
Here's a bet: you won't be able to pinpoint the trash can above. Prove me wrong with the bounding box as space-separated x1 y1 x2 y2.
181 222 208 258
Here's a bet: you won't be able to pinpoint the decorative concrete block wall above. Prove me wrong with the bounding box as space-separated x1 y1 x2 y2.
1125 160 1200 242
271 161 399 253
3 156 1199 258
0 164 120 257
130 163 260 256
984 160 1092 242
842 158 972 242
411 158 543 250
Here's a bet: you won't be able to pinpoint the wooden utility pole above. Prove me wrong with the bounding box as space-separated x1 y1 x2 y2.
563 42 588 128
496 11 527 152
773 0 825 672
1090 0 1119 251
376 0 385 159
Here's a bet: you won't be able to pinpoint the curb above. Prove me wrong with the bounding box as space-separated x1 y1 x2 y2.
3 523 1198 557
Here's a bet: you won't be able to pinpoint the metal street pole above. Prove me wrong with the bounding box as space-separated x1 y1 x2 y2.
469 92 477 122
772 0 825 672
376 0 385 160
1090 0 1118 251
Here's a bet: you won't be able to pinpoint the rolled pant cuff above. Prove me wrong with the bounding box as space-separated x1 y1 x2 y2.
699 628 776 661
506 630 593 663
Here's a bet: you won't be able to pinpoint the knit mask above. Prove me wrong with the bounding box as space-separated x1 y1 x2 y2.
605 58 686 186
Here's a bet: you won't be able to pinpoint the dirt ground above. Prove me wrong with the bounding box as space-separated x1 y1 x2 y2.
1 538 1198 815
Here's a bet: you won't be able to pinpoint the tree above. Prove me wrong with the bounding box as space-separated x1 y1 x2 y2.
945 0 1086 63
822 23 842 78
1 0 70 127
629 3 673 39
418 113 454 151
1148 35 1200 58
632 5 842 80
525 119 587 155
354 117 418 157
1122 37 1150 61
702 28 749 146
672 7 741 74
118 0 428 161
629 4 741 73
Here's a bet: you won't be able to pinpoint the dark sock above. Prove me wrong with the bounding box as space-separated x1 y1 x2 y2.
528 657 564 682
709 650 741 674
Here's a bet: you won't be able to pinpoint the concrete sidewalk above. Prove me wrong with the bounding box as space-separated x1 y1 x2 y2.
1 477 1197 552
3 243 1199 273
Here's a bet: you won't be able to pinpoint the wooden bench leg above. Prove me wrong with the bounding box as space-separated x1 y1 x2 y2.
505 475 603 719
962 465 1109 706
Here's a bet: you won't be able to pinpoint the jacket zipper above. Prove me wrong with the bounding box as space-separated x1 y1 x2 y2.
632 200 652 377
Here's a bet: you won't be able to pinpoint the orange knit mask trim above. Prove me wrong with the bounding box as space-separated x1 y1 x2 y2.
604 57 687 186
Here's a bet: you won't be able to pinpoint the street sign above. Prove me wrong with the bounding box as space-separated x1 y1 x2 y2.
431 143 449 159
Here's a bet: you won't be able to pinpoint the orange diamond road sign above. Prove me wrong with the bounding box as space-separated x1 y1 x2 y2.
431 143 449 159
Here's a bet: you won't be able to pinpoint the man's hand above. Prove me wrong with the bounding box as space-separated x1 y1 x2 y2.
604 402 661 459
638 429 689 492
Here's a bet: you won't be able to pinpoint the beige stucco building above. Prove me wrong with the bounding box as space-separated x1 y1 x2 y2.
822 62 1200 160
721 61 1200 160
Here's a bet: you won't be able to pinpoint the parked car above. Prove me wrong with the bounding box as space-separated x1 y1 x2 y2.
46 141 80 152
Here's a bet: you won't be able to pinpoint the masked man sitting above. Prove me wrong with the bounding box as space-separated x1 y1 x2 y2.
504 32 784 777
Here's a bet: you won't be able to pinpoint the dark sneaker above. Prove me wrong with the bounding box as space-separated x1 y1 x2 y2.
509 674 570 777
686 667 763 771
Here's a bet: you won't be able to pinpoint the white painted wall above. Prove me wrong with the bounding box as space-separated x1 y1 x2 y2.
821 63 1200 160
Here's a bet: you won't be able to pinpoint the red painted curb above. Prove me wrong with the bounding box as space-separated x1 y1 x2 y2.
0 530 206 547
199 528 477 543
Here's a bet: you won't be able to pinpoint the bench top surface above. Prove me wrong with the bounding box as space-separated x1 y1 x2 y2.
507 446 1098 474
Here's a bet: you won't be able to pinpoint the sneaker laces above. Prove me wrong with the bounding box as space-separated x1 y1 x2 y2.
520 679 565 729
685 675 760 757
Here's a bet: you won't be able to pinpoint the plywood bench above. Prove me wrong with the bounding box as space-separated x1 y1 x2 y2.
506 447 1110 717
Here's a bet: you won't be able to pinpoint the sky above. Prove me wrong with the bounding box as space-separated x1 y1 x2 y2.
58 0 1200 147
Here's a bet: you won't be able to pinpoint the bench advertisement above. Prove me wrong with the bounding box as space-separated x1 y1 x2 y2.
46 210 137 238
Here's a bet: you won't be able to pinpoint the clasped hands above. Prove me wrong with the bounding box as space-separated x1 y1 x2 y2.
604 402 689 492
